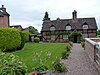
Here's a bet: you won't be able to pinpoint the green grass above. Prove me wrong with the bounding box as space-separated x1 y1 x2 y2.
13 43 66 73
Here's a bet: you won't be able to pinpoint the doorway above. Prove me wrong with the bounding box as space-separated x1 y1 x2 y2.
74 35 77 43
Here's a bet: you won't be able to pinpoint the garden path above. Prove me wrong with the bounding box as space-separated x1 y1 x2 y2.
65 43 99 75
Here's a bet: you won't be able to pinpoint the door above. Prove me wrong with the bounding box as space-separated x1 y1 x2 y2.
74 35 77 43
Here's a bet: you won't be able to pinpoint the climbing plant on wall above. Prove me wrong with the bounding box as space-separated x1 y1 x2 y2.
69 31 82 43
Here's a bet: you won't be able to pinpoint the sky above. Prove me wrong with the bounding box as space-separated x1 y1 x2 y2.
0 0 100 32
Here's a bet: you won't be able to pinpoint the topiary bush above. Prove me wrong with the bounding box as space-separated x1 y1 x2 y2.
22 31 29 42
34 37 40 43
0 52 27 75
0 28 21 52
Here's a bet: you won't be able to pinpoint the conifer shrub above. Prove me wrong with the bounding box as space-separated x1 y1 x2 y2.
0 28 21 52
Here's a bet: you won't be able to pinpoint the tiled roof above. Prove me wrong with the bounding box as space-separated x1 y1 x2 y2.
41 17 98 31
0 5 10 16
0 11 4 16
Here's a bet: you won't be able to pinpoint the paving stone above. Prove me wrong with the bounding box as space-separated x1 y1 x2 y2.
65 43 99 75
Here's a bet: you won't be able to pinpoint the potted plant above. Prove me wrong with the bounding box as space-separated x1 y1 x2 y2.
33 65 49 75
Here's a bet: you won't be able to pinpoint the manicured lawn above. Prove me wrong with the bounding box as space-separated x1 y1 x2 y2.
13 43 66 73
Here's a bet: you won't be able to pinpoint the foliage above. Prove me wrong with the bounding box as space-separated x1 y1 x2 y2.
68 41 73 47
28 26 39 34
62 45 71 59
22 31 29 42
62 50 70 59
97 30 100 35
66 44 71 52
0 52 27 75
0 28 21 52
13 43 66 72
81 42 85 48
69 31 82 42
96 35 100 38
33 65 48 72
43 11 50 21
52 58 67 72
34 37 40 43
17 32 25 50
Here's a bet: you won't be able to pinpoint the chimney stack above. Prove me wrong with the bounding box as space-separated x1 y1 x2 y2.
0 5 6 12
72 10 77 20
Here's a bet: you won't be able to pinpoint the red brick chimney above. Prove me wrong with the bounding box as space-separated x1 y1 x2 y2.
72 10 77 20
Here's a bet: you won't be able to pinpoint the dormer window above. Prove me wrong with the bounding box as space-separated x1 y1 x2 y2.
82 23 88 29
66 24 71 30
50 26 55 31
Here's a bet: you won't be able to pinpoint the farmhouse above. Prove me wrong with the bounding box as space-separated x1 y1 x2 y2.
0 5 10 27
41 10 98 43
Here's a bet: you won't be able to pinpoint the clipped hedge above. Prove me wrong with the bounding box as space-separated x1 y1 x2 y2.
17 32 25 50
22 31 29 42
0 52 27 75
0 28 21 52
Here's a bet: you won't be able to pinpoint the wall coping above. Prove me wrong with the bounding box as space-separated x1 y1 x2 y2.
85 38 97 45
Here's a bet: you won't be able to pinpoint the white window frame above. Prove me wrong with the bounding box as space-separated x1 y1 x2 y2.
83 25 88 29
66 26 71 30
63 35 68 40
50 26 55 31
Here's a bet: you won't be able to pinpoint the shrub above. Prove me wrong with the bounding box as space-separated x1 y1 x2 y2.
62 50 70 59
17 32 25 50
0 28 21 52
68 41 73 47
52 58 67 72
81 42 85 48
34 37 40 43
33 65 48 72
66 45 71 52
22 31 29 42
0 52 27 75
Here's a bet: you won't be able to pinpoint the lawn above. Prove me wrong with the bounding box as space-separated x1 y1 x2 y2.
13 43 67 73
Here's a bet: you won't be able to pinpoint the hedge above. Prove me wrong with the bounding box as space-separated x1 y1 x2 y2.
17 32 25 50
0 28 21 52
22 31 29 42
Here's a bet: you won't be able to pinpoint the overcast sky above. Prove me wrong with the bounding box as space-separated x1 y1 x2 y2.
0 0 100 32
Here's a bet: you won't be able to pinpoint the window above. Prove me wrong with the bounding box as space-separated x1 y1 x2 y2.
66 25 71 30
82 23 88 29
51 35 55 40
63 35 68 40
50 26 55 31
82 34 88 38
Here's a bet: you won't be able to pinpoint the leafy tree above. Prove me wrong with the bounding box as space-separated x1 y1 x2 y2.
43 11 50 21
97 30 100 35
28 26 39 34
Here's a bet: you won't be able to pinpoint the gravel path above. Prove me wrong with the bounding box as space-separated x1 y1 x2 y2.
65 43 99 75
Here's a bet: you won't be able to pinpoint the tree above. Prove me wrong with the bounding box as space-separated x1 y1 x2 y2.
43 11 50 21
97 30 100 35
28 26 39 34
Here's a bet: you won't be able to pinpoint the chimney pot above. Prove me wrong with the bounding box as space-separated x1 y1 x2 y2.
72 10 77 20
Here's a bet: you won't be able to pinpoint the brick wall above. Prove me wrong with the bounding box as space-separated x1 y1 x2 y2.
85 38 100 72
0 16 9 27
